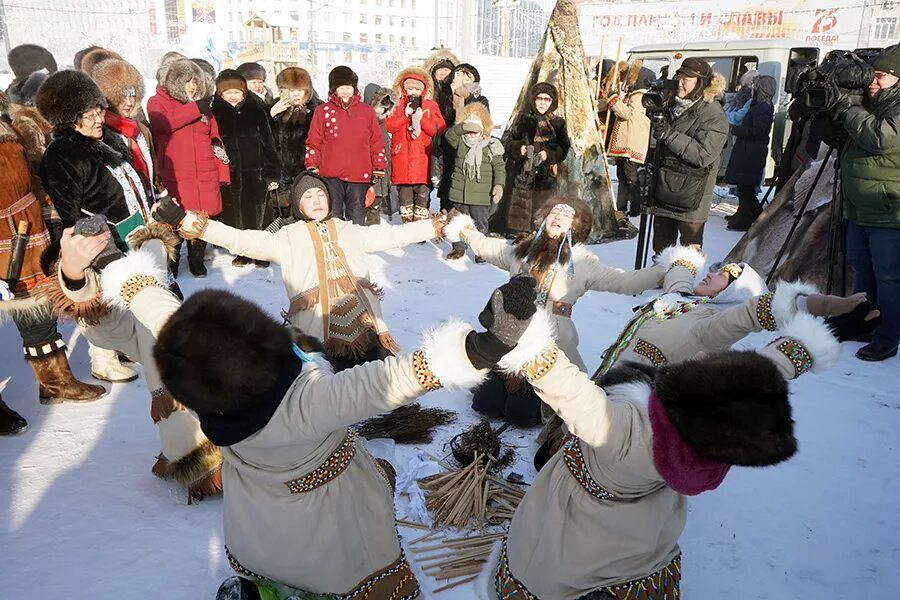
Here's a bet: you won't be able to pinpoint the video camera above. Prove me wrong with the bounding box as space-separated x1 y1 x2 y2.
793 50 875 117
641 78 679 122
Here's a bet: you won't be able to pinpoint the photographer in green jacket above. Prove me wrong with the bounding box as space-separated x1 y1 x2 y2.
833 43 900 362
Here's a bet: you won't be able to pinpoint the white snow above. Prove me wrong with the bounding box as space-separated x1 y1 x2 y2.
1 213 897 599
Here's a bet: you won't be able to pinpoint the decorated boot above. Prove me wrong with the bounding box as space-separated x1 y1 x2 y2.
26 339 107 404
88 342 138 383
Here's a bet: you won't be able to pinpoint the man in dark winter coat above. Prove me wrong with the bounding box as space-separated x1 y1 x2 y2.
270 67 322 191
725 75 776 231
211 70 281 268
5 44 57 107
495 81 570 236
650 57 729 253
237 62 275 109
304 66 386 225
833 43 900 362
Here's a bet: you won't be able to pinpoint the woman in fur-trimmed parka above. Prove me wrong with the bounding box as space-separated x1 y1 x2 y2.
444 197 664 426
92 243 539 599
495 82 570 236
384 66 446 222
487 297 840 599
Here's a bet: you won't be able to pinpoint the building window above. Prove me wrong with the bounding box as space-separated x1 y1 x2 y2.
360 14 367 24
375 14 382 25
375 33 383 44
361 53 368 63
389 34 395 43
389 16 396 26
360 32 368 43
401 35 407 46
344 51 353 62
343 32 352 43
411 0 416 8
325 31 335 42
411 37 417 47
401 18 406 28
874 17 897 41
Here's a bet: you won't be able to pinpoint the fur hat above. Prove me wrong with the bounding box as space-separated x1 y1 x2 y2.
236 62 266 82
35 69 108 128
215 69 247 96
290 171 331 220
423 47 460 79
91 58 145 110
154 289 298 421
276 67 312 93
533 196 593 245
328 65 358 93
456 102 493 137
5 69 49 106
80 48 122 75
367 86 398 121
73 46 102 71
529 81 559 114
163 59 204 103
393 66 433 100
654 350 796 466
156 51 186 86
455 63 481 82
8 44 57 79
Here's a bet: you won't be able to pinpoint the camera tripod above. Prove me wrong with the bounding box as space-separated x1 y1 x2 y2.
765 143 847 294
633 119 665 269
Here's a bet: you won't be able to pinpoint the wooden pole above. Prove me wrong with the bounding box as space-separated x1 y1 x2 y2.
602 37 624 147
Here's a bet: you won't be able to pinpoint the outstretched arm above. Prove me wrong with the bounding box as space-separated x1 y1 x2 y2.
443 214 514 270
357 217 443 253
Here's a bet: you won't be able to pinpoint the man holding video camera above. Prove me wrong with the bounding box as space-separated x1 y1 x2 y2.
648 57 729 253
832 43 900 362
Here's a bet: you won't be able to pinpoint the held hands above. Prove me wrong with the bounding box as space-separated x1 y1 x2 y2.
152 196 187 228
465 276 538 369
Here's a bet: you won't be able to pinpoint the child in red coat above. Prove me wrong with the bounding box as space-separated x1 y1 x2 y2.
384 67 446 222
304 66 385 225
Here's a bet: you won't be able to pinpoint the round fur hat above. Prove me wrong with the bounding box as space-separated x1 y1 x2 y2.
35 69 108 128
8 44 57 79
154 289 298 419
155 51 186 86
73 46 103 71
529 81 559 113
328 65 358 93
80 47 123 75
215 69 247 96
534 196 593 245
163 59 205 103
275 67 312 92
654 350 796 467
236 61 266 82
6 70 49 107
92 58 145 109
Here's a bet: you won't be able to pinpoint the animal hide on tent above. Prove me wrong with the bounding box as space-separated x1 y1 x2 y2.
725 152 853 294
500 0 619 242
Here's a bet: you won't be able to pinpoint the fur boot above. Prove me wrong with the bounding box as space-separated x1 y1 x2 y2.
28 350 107 404
0 394 27 435
88 342 138 383
187 239 207 277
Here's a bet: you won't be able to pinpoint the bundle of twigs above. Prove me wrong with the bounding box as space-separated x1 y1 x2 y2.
355 403 456 444
408 529 504 593
451 419 514 471
419 454 525 529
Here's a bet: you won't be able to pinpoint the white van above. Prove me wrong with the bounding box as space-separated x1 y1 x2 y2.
624 39 820 179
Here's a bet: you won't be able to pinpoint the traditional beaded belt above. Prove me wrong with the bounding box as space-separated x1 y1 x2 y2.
284 431 357 494
633 339 668 366
494 539 537 600
562 435 618 501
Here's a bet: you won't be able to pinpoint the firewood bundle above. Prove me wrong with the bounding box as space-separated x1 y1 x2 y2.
419 454 525 530
409 530 505 594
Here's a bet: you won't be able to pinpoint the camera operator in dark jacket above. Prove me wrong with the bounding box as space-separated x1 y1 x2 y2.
832 43 900 362
650 57 728 253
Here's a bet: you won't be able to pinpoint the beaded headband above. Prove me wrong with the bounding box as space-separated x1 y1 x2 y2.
718 263 743 280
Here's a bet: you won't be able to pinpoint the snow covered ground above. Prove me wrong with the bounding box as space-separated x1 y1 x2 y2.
2 209 897 599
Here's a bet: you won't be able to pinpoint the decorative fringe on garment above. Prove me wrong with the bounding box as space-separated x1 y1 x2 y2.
356 403 456 444
33 273 109 325
169 440 224 504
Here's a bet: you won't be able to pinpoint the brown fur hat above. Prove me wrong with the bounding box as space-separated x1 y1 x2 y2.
275 67 312 93
654 350 796 467
215 69 247 97
155 51 187 86
0 92 51 161
528 81 559 114
393 66 434 100
73 46 102 71
533 196 593 245
35 69 108 128
8 44 57 79
80 48 123 75
92 58 145 110
163 59 205 103
456 102 493 136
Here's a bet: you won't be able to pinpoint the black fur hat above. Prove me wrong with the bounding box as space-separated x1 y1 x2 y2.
237 61 266 82
6 70 48 106
654 350 797 467
154 290 298 419
529 81 559 114
328 65 358 93
8 44 57 79
35 69 107 128
455 63 481 82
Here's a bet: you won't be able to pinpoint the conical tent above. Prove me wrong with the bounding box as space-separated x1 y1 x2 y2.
500 0 618 241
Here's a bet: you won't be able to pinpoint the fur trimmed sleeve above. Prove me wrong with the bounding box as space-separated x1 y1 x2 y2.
458 226 514 271
758 312 840 380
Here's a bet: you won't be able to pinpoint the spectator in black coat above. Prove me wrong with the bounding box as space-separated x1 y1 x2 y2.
725 75 776 231
211 69 280 267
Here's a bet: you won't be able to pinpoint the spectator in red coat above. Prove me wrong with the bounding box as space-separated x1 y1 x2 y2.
304 66 386 225
148 58 230 277
384 66 446 222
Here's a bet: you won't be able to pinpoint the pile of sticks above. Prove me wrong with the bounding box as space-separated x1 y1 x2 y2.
408 530 504 593
419 454 525 529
